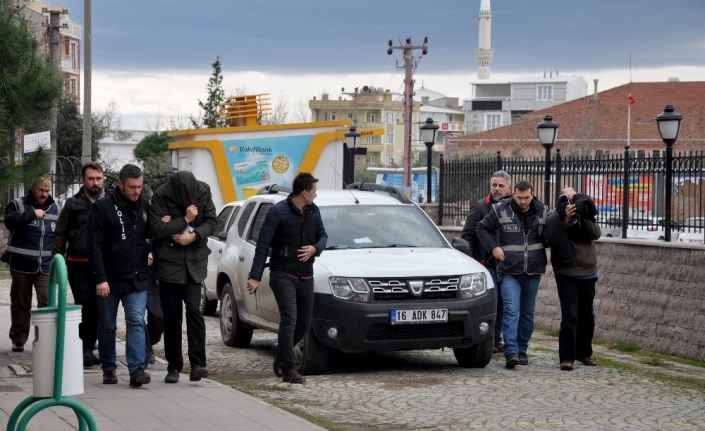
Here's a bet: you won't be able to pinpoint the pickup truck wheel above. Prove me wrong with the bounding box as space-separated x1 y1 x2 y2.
219 282 253 347
199 281 218 316
293 329 328 375
453 331 494 368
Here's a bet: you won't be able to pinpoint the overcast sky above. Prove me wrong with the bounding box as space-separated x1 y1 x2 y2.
54 0 705 129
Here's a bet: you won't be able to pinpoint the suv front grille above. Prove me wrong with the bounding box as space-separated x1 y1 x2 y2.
365 321 464 341
368 277 459 301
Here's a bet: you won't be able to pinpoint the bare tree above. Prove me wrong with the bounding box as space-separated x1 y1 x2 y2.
291 97 311 123
260 94 289 125
96 99 122 131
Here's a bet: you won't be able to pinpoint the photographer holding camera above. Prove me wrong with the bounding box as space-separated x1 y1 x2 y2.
544 187 601 371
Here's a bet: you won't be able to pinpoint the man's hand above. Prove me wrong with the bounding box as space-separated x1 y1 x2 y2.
246 278 259 294
184 205 198 223
492 247 505 262
565 204 577 220
96 282 110 298
172 231 196 246
162 215 171 223
147 252 153 266
298 245 316 262
34 209 45 219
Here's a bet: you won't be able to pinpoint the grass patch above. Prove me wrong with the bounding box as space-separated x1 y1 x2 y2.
596 355 705 394
640 356 663 366
612 341 639 352
542 329 560 337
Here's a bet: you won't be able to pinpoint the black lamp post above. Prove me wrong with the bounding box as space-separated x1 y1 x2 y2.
420 117 439 203
655 104 683 242
344 125 360 184
536 114 560 208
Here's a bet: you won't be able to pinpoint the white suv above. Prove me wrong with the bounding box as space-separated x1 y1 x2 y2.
213 183 496 374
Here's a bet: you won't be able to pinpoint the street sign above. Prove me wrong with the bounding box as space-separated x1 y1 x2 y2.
24 131 51 153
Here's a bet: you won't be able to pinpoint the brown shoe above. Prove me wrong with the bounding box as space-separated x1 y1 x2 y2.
560 361 574 371
282 368 306 384
577 357 597 366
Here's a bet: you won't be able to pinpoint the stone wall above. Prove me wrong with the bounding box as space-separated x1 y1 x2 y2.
440 226 705 361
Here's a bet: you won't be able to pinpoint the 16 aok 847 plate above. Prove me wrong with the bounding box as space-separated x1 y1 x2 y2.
390 308 448 325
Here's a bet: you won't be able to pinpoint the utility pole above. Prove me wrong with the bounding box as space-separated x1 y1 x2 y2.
49 9 61 174
341 87 359 125
387 37 428 196
82 0 92 162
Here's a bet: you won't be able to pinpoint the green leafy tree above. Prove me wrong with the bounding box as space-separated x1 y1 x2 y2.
57 93 104 162
0 2 64 190
133 131 173 159
191 56 227 128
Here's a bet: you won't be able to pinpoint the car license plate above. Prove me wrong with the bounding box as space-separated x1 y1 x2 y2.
390 308 448 325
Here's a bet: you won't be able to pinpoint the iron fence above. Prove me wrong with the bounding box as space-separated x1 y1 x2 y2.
438 151 705 242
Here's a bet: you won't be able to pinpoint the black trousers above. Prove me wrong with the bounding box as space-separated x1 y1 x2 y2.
159 277 206 371
555 274 597 362
144 271 163 354
67 261 99 352
9 270 48 344
270 270 314 371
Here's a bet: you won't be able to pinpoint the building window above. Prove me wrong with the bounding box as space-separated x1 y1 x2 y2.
324 112 337 121
537 85 553 101
485 113 501 131
367 155 375 164
367 112 376 123
637 150 645 158
385 133 394 143
70 42 77 70
386 112 394 123
347 112 353 119
386 155 394 166
69 78 77 96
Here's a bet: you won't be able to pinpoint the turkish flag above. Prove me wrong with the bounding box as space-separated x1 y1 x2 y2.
628 95 635 105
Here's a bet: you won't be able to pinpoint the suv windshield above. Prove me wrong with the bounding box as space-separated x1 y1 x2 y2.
320 205 447 249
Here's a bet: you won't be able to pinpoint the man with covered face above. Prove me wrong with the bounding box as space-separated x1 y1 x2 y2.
149 171 217 384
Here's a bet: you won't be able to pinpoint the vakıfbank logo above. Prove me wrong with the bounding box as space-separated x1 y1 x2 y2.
229 146 237 152
233 145 273 154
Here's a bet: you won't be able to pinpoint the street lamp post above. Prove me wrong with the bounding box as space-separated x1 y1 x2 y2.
655 104 683 242
536 114 560 208
344 125 361 185
420 118 439 203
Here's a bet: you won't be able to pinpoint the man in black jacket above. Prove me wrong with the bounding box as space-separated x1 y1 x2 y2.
53 162 105 367
460 170 511 353
87 164 152 387
5 177 59 353
247 173 327 384
149 171 216 384
476 181 547 369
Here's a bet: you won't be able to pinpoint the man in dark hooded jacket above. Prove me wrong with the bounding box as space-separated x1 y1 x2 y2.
149 171 217 384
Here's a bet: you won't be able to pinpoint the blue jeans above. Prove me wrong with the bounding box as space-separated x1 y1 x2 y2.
487 267 503 345
270 271 315 372
500 274 540 357
97 290 147 373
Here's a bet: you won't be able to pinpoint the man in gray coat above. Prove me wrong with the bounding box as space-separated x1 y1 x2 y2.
149 171 217 384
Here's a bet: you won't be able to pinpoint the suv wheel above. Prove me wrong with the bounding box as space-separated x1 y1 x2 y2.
453 331 494 368
219 282 253 347
293 329 328 375
199 281 218 316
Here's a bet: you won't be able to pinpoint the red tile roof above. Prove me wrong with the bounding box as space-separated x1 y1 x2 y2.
451 81 705 157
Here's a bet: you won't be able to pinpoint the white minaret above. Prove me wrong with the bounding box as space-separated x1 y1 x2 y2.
475 0 494 79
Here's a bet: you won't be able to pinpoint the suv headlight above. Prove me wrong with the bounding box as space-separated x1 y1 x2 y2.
329 277 370 302
459 273 487 299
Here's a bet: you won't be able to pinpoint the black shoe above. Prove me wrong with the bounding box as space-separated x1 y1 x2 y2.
164 368 180 384
84 351 100 367
11 342 24 352
505 354 520 369
146 352 156 365
129 368 151 387
272 343 283 377
103 370 118 384
282 368 306 384
494 342 504 353
189 365 208 381
518 353 529 365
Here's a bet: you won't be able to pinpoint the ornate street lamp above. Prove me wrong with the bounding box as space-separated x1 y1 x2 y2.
344 125 361 184
655 104 683 242
536 114 560 208
420 117 439 203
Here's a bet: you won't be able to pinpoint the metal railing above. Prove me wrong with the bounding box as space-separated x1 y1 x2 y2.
438 151 705 242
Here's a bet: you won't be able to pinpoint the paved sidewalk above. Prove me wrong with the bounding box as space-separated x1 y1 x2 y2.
0 305 324 431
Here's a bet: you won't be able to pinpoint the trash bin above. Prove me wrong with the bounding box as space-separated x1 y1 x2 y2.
30 306 84 397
